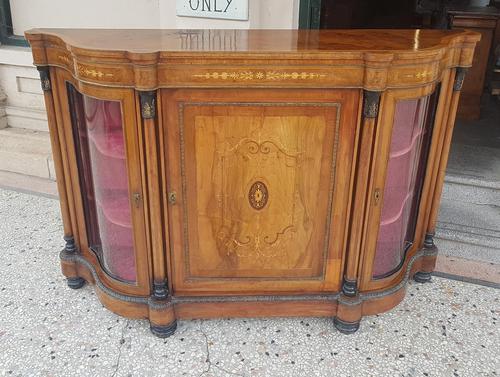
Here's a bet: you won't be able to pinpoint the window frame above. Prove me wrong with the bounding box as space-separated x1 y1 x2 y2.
298 0 322 29
0 0 29 47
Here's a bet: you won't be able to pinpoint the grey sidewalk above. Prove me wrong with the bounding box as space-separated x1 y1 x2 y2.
0 188 498 377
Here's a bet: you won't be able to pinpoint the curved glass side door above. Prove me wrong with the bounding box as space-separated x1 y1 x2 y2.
371 89 439 279
67 84 139 284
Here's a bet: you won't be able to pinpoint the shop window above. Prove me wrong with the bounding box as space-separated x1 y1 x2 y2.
0 0 29 47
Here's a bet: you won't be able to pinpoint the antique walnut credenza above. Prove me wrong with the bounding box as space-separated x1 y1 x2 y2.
26 29 479 337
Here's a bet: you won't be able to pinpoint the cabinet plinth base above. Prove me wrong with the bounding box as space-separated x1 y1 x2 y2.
150 321 177 338
333 317 360 334
59 246 437 336
67 277 86 289
413 271 432 283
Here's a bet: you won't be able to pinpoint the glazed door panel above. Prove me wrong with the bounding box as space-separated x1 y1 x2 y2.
163 89 360 295
68 87 139 282
54 69 150 295
360 85 439 290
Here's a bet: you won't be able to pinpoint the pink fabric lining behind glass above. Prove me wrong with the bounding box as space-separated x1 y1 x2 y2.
82 96 136 282
372 97 430 277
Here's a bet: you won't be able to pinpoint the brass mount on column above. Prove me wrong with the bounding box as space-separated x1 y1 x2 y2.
139 90 157 119
362 90 382 119
37 66 51 92
453 68 468 92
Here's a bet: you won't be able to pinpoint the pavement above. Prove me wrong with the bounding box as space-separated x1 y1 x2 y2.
0 188 499 377
436 95 500 269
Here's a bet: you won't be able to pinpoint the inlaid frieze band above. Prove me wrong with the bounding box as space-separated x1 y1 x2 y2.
76 63 114 80
192 71 327 81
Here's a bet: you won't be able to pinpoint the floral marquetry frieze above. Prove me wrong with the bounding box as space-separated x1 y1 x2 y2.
76 63 114 80
26 28 479 91
192 71 327 81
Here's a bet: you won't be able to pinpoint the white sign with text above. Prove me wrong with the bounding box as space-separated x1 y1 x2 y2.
176 0 249 21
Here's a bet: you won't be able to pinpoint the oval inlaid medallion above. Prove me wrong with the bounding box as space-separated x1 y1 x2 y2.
248 181 268 210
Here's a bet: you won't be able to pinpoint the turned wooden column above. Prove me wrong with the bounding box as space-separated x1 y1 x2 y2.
139 90 177 337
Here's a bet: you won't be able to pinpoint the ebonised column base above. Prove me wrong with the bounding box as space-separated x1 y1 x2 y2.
150 320 177 338
333 317 360 334
413 271 432 283
67 277 86 289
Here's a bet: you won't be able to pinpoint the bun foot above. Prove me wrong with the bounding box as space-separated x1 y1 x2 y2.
414 271 432 283
334 317 360 334
150 320 177 338
67 277 85 289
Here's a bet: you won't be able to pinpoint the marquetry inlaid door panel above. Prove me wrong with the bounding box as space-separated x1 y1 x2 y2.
163 89 359 295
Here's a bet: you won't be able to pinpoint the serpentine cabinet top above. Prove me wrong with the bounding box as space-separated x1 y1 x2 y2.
26 28 480 91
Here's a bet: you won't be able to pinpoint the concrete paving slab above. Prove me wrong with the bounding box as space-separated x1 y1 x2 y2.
0 189 499 377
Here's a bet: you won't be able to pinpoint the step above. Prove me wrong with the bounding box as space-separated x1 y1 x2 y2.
0 127 54 180
434 236 500 266
436 134 500 264
442 174 500 206
445 144 500 183
5 105 48 132
434 254 500 286
436 195 500 265
0 170 57 198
